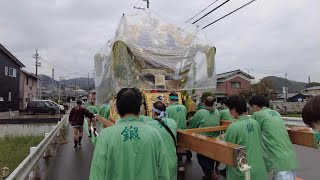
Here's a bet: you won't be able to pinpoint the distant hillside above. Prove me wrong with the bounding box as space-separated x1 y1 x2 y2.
262 76 306 93
38 74 95 91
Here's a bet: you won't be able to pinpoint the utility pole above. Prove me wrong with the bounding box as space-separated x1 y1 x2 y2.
33 49 41 77
245 68 254 95
285 72 288 102
59 77 62 104
74 78 77 99
143 0 149 8
52 69 55 92
87 73 90 92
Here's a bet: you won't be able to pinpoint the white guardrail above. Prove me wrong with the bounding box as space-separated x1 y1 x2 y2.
6 114 69 180
282 117 306 127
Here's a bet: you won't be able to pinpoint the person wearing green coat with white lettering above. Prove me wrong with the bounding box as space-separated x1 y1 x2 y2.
223 96 267 180
147 101 177 180
87 102 99 137
189 96 221 179
166 92 187 129
249 95 297 180
90 88 170 180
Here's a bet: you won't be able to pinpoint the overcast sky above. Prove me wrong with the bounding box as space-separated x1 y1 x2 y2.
1 0 319 83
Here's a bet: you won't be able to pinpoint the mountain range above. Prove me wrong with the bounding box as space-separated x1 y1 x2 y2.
261 76 306 93
38 74 95 91
38 74 312 93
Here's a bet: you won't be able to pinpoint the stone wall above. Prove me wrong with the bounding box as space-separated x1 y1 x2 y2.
270 102 307 114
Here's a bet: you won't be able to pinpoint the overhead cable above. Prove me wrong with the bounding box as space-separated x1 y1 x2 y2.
202 0 257 29
185 0 220 23
192 0 231 24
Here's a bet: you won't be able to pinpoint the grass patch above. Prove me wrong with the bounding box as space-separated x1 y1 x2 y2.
0 135 44 174
283 113 302 118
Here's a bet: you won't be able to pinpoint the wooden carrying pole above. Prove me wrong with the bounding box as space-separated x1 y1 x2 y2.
96 116 318 167
177 130 245 166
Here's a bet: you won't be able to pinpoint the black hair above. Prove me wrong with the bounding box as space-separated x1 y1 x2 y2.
226 96 247 115
76 100 82 105
90 101 94 105
153 101 166 115
220 98 228 105
169 91 178 101
248 95 268 108
204 96 214 107
302 95 320 129
116 87 142 116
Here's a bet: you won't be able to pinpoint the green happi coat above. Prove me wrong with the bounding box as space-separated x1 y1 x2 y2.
223 115 267 180
147 118 177 180
189 108 220 137
99 104 109 117
219 109 234 121
87 105 99 114
251 108 297 172
166 102 187 129
90 116 170 180
139 115 153 123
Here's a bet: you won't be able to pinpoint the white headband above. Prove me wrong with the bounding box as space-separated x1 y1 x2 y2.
152 106 167 119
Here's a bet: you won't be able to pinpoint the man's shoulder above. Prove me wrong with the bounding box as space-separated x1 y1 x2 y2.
163 118 177 126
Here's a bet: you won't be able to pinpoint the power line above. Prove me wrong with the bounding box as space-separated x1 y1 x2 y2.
131 0 140 14
135 0 145 13
202 0 257 29
128 0 137 13
185 0 219 23
192 0 231 24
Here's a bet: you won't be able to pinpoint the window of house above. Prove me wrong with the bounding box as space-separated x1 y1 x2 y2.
5 66 8 76
231 82 241 89
9 68 16 77
26 78 29 85
217 82 222 87
8 92 11 101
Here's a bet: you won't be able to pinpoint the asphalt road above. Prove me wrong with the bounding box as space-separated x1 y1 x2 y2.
46 125 320 180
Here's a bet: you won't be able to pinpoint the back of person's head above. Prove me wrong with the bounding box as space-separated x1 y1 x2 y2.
153 101 166 116
116 87 142 116
90 101 94 106
226 96 247 115
248 95 267 108
204 96 214 107
220 98 228 105
169 92 178 102
302 95 320 129
76 100 82 106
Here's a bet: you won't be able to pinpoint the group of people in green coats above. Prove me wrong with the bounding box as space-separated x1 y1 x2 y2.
74 89 320 180
189 94 298 180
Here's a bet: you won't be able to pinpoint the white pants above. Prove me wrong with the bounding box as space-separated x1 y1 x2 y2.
272 171 296 180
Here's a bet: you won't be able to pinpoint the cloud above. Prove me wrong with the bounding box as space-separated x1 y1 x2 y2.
0 0 319 83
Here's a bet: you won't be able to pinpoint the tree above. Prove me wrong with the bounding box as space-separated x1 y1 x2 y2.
305 82 320 88
239 79 277 101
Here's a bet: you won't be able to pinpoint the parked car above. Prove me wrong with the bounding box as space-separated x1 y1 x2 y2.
51 101 66 114
26 100 59 115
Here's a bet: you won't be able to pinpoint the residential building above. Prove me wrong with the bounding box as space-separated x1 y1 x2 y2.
216 69 254 97
301 86 320 97
277 93 309 102
0 44 25 113
19 69 38 110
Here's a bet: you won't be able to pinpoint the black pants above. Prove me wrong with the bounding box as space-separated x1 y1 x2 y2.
197 153 216 177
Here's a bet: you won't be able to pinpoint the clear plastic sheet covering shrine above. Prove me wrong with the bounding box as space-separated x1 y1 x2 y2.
94 10 217 104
